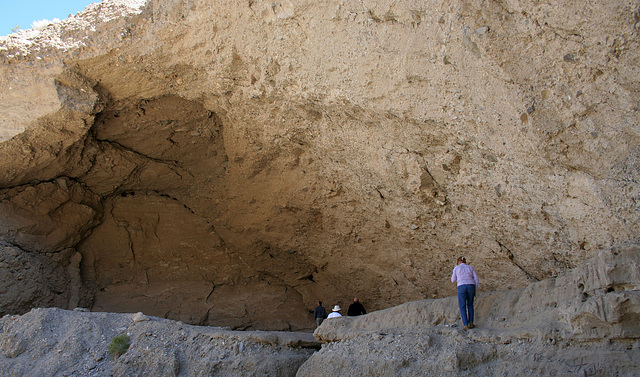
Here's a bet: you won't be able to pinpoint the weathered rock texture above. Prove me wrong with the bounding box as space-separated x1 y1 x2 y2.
0 0 639 329
302 245 640 376
0 307 319 376
0 245 637 376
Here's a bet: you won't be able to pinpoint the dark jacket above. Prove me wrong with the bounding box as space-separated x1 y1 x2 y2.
314 305 327 319
347 301 367 316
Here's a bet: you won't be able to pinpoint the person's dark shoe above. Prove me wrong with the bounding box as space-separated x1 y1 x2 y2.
469 323 475 329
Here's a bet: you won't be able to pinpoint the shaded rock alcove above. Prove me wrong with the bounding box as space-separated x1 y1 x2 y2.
1 0 639 331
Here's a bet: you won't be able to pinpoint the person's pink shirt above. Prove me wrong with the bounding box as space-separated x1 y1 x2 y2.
451 263 479 287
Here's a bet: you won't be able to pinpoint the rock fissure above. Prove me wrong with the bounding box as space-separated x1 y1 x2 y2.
92 135 182 168
497 240 539 282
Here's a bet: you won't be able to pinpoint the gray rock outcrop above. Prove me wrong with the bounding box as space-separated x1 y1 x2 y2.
0 307 319 376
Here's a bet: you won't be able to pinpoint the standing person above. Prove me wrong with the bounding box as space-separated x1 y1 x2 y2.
327 305 342 318
314 301 327 327
347 298 367 316
451 256 479 330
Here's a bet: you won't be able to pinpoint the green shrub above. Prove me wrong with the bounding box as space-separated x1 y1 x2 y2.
108 334 131 358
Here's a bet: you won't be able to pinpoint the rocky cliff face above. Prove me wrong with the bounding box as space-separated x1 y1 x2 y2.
1 246 638 376
302 245 640 376
0 0 638 330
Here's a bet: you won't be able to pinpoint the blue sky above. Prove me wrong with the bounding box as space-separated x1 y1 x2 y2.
0 0 97 36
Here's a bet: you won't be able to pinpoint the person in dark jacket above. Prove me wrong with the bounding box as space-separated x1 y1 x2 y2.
347 298 367 316
314 301 327 327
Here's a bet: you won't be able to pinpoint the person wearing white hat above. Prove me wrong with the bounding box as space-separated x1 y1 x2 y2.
327 305 342 318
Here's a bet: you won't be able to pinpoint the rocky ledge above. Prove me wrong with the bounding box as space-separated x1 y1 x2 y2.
305 244 640 376
1 244 638 376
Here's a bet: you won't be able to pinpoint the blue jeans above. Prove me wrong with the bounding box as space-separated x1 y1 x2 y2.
457 284 476 326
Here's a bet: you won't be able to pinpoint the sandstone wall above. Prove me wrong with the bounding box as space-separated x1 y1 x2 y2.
0 0 638 329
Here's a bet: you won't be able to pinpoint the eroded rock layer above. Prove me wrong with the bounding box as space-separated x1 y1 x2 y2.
303 246 640 376
0 0 639 329
0 246 637 376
